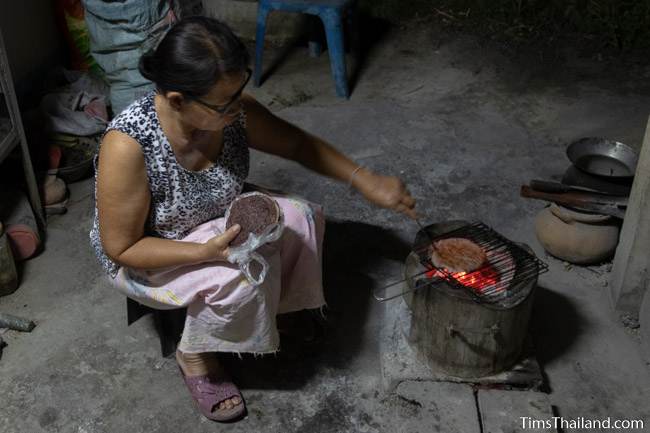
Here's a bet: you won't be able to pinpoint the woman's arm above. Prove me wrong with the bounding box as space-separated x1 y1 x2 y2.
96 130 240 270
243 95 417 217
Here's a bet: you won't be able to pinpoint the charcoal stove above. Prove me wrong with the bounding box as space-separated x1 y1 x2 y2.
412 221 547 308
375 220 548 378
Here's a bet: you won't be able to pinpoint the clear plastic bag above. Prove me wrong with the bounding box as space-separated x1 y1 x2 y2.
223 192 284 286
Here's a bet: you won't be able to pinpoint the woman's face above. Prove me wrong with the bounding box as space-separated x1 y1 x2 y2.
178 69 250 131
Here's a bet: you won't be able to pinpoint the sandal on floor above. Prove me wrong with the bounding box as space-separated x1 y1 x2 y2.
178 367 246 422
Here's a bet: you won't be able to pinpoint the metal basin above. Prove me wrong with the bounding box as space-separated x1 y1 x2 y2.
567 137 638 178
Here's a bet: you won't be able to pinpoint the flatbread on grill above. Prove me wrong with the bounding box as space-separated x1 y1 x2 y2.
430 237 487 273
225 193 280 247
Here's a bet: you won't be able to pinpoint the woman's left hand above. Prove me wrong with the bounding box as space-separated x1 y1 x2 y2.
355 169 418 219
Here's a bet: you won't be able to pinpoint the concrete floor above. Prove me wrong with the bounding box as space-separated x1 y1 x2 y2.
2 23 650 432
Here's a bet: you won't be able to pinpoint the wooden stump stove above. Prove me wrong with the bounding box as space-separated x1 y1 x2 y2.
378 220 548 379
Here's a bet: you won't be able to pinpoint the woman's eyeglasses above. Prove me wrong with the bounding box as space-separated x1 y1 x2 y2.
193 68 252 115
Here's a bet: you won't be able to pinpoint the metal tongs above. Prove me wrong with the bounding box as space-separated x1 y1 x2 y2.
373 264 446 302
373 216 442 302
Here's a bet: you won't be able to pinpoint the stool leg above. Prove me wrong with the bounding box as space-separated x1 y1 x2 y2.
254 5 271 87
153 308 186 358
321 10 349 98
308 15 322 58
347 7 360 57
126 297 151 326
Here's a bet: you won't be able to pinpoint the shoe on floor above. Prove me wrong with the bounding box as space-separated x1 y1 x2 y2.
177 362 246 422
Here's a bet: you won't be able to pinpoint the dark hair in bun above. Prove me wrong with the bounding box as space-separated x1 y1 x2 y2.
139 16 250 98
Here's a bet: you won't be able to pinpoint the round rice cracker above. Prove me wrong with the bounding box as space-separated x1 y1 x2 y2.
430 237 487 273
225 192 281 247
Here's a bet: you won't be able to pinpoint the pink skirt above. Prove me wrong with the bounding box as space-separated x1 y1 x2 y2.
112 194 326 354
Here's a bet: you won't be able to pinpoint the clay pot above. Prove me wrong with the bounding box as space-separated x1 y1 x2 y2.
0 190 41 261
0 231 18 296
535 204 620 265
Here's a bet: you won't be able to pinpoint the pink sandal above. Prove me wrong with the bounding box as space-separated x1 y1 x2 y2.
178 367 246 422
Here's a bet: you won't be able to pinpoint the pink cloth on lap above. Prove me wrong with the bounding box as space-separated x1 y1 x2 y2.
113 194 326 354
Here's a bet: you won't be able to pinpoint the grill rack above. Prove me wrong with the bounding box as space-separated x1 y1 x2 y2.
412 221 548 306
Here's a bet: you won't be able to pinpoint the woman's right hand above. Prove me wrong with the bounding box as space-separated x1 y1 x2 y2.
199 224 241 262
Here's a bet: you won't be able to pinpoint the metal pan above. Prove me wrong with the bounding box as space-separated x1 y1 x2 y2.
567 137 638 178
562 165 632 197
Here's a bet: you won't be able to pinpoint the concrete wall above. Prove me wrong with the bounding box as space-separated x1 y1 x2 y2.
0 0 62 104
610 116 650 316
202 0 306 43
200 0 426 43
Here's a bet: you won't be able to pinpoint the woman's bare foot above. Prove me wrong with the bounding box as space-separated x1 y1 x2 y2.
175 351 242 411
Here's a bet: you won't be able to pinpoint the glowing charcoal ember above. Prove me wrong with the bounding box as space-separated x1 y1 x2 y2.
425 243 514 295
426 265 500 293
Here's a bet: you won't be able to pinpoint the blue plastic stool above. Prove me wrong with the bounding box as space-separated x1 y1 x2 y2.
254 0 355 98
